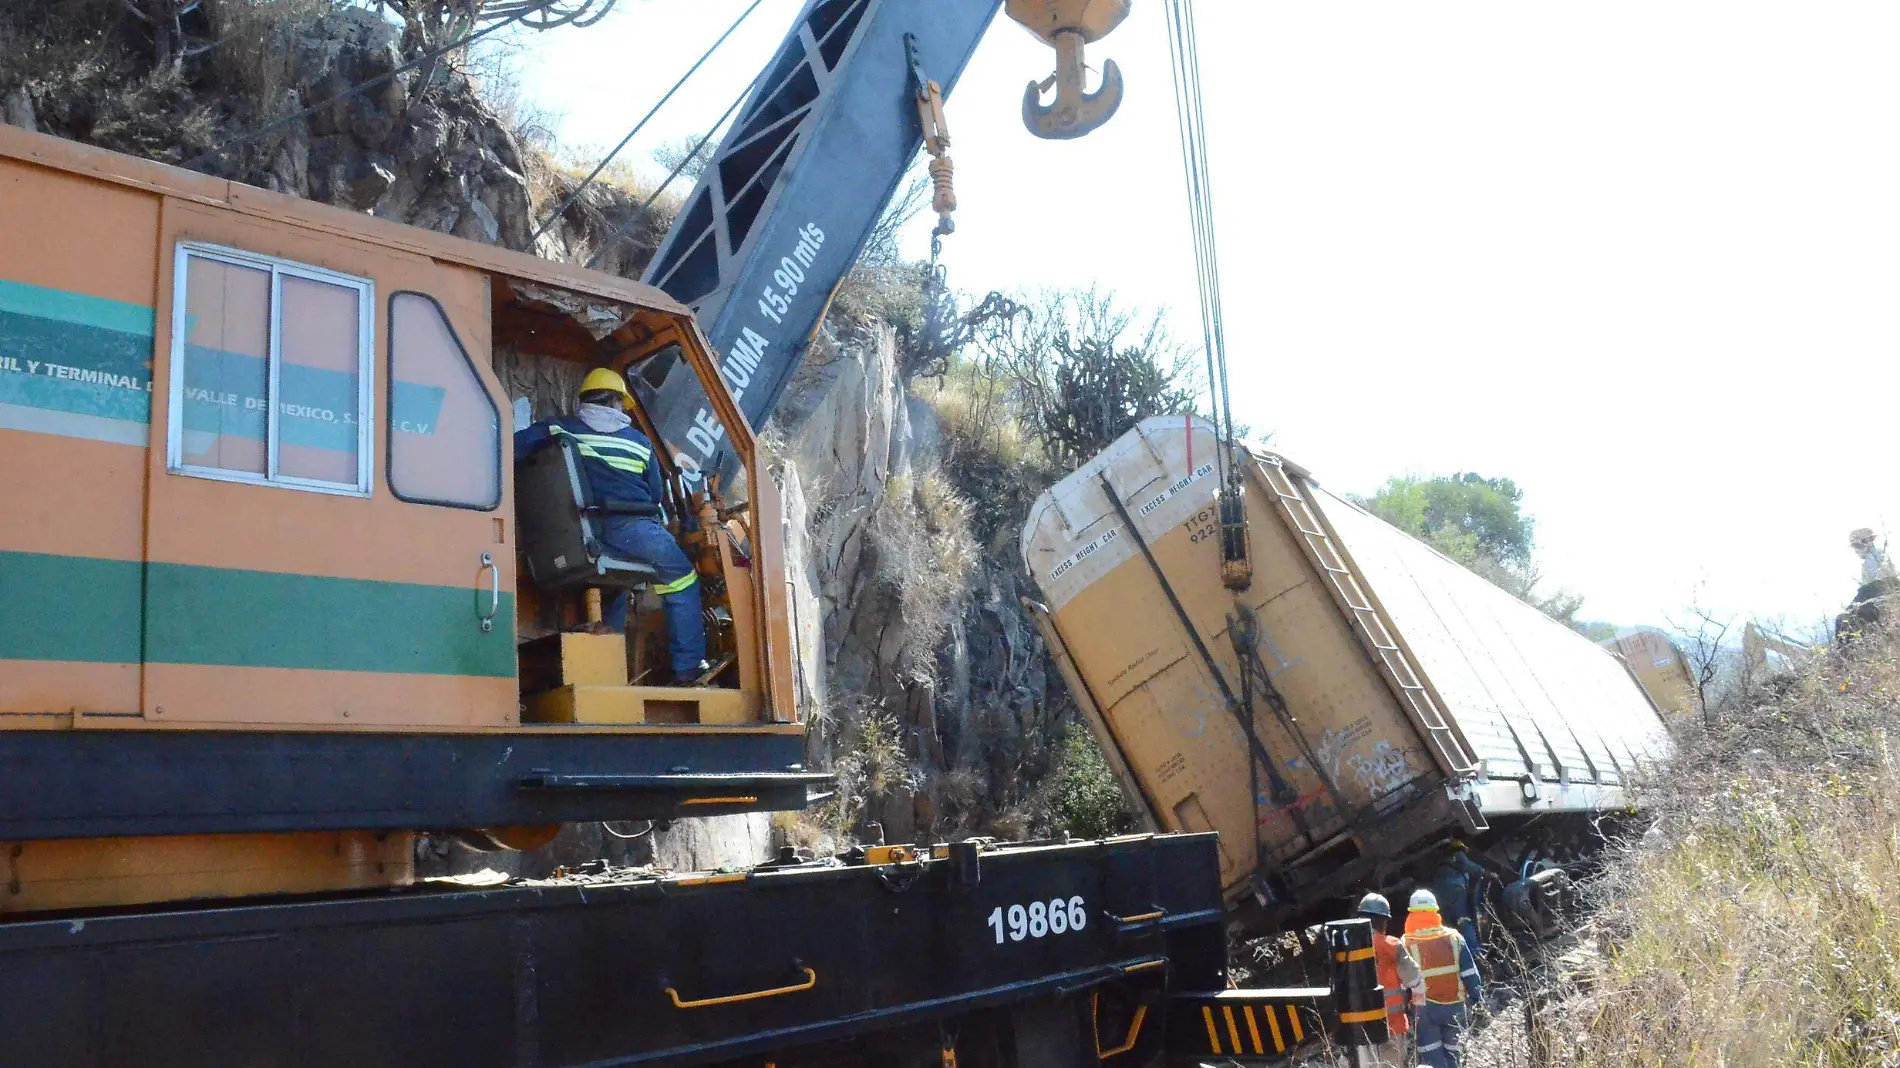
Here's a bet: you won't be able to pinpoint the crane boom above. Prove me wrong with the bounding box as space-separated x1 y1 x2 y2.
643 0 1000 487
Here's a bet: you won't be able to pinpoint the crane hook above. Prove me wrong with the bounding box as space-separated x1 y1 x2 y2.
1007 0 1131 140
1022 32 1124 140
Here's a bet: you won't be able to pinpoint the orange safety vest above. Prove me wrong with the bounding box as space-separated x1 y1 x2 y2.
1402 925 1469 1005
1373 933 1410 1034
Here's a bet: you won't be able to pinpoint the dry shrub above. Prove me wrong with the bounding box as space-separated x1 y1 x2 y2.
867 468 977 685
825 174 928 338
791 709 919 846
1531 622 1900 1067
0 0 219 158
916 363 1062 549
770 809 839 856
829 260 927 341
525 147 684 272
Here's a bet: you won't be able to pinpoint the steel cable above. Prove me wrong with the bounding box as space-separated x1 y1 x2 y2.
529 0 770 244
1167 0 1280 887
1163 0 1236 490
582 81 749 271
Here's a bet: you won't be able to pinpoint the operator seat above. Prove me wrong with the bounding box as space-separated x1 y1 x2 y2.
517 433 658 592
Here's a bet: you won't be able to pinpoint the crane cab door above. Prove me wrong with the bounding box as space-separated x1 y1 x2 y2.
139 199 517 728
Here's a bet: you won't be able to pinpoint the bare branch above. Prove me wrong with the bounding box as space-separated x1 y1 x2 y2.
1667 588 1736 726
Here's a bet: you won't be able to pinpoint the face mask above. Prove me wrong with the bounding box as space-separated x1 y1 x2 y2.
577 402 632 434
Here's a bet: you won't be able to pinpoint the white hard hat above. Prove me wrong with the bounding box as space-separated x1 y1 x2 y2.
1356 892 1391 919
1409 888 1439 912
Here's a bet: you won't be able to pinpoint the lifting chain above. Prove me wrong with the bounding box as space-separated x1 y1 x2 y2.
905 33 959 259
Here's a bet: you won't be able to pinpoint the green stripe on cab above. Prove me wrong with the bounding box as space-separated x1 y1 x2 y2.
0 550 142 663
144 563 516 677
0 551 517 676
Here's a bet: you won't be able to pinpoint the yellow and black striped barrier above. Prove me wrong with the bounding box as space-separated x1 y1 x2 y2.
1326 917 1389 1047
1165 918 1388 1061
1167 989 1329 1059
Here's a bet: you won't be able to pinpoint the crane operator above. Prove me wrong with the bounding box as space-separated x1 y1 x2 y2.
515 368 708 684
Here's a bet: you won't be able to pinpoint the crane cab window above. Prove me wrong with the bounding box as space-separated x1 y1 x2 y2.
387 292 501 510
167 243 373 496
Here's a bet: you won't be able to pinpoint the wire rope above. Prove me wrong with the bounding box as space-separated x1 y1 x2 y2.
582 81 749 271
1162 0 1238 492
530 0 770 244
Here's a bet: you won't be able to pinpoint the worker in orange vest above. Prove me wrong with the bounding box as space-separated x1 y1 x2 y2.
1355 892 1423 1066
1401 888 1482 1068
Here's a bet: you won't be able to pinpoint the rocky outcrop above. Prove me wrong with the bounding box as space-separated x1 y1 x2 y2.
284 10 532 248
2 87 36 133
1 3 672 274
770 321 1076 843
780 327 916 707
242 7 670 272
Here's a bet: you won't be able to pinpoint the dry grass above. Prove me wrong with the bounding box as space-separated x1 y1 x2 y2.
1517 622 1900 1067
915 362 1063 549
0 0 216 158
777 709 920 849
867 468 978 686
523 149 684 272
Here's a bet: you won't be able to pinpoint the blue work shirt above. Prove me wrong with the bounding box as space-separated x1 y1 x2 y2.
1430 853 1488 927
515 417 666 513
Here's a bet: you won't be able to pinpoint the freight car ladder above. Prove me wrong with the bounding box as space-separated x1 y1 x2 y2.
1251 456 1488 832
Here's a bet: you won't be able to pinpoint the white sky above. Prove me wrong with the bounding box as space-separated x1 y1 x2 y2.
499 1 1899 632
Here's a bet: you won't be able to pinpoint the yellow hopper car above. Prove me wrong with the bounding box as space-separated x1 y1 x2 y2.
0 125 815 914
1021 416 1671 929
1599 629 1697 717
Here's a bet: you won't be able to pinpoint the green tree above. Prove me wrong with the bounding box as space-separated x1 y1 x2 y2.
1361 473 1597 633
1044 723 1133 839
1364 473 1533 567
973 287 1201 468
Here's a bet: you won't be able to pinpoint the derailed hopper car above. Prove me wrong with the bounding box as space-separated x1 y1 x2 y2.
1600 630 1698 717
1020 416 1671 929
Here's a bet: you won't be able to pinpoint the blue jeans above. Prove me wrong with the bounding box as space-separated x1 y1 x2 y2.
1416 1002 1468 1068
597 516 704 677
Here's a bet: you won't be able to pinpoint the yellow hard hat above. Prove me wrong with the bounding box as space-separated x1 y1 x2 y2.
578 367 633 407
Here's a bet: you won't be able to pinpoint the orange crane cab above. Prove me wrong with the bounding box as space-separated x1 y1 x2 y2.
0 124 816 914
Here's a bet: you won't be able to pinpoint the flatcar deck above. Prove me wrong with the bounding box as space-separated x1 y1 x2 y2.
0 834 1230 1068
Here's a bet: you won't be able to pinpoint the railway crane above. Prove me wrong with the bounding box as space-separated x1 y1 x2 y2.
0 2 1397 1066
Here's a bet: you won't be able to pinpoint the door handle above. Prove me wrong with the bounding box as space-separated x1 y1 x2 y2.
479 553 500 632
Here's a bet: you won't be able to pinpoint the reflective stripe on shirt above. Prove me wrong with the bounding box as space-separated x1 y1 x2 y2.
552 425 649 473
571 434 651 459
